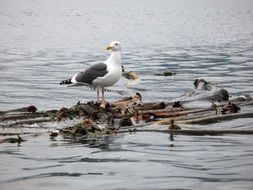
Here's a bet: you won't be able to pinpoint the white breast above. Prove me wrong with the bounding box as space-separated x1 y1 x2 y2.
92 50 122 87
92 63 122 87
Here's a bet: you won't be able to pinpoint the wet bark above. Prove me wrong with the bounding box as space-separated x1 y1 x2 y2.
0 92 252 143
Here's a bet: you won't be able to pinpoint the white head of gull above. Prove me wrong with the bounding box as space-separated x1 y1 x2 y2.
60 41 122 102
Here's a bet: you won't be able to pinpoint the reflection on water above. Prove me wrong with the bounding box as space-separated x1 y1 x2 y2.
0 0 253 189
1 133 253 190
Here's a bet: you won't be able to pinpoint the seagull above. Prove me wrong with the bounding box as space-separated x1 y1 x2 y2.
60 41 122 102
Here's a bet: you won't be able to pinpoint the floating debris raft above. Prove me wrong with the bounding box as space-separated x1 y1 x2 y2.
1 78 253 143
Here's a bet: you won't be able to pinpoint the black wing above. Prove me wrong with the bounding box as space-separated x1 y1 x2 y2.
75 63 108 84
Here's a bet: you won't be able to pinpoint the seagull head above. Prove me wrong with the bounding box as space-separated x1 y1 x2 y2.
106 41 122 52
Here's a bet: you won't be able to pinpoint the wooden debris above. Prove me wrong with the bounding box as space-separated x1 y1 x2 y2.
155 69 174 76
176 112 253 125
163 69 173 76
1 84 253 143
0 135 25 144
122 66 140 81
119 128 253 136
0 113 42 121
59 118 113 137
111 92 142 107
1 117 52 127
50 130 60 137
0 105 37 115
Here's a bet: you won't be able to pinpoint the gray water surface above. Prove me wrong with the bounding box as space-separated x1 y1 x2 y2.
1 0 253 189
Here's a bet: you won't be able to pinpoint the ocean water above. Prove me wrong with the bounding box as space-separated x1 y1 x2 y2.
0 0 253 189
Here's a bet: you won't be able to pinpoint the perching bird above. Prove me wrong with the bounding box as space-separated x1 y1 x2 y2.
60 41 122 102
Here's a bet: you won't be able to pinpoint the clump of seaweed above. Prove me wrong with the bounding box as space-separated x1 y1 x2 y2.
1 78 253 144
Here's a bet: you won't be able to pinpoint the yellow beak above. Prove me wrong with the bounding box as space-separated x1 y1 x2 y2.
106 45 113 50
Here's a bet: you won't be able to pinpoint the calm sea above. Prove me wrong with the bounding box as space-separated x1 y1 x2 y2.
0 0 253 189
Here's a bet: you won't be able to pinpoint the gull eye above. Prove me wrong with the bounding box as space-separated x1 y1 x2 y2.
115 43 118 46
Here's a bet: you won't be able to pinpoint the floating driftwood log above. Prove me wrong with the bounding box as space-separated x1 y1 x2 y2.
1 93 253 140
1 76 253 143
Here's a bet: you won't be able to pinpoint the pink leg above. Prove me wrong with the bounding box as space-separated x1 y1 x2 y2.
102 87 105 101
97 88 100 102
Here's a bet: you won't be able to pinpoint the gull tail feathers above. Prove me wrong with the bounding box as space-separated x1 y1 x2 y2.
60 78 72 85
